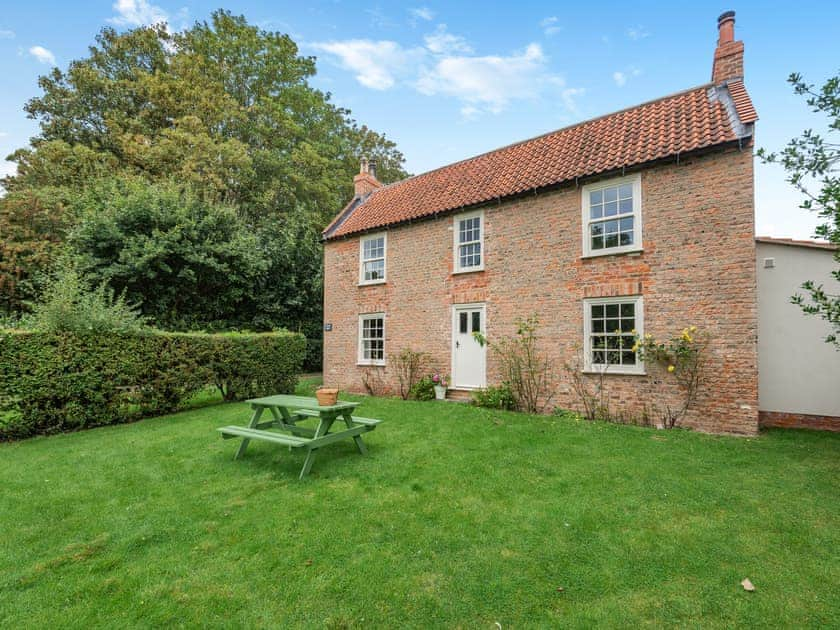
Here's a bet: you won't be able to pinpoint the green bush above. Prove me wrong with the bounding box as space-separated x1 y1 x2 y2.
303 337 323 373
0 329 305 440
409 376 436 401
30 261 148 334
472 384 517 410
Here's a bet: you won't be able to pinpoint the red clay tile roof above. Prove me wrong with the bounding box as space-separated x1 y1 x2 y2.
727 79 758 123
325 82 757 239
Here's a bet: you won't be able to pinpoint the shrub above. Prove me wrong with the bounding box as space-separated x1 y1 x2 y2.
303 337 323 372
360 367 387 396
31 260 148 334
390 348 429 400
472 384 517 410
634 327 710 429
0 329 305 440
474 315 554 413
409 376 436 401
563 346 613 422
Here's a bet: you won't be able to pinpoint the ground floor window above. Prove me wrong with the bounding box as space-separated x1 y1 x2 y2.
358 313 385 365
583 296 644 374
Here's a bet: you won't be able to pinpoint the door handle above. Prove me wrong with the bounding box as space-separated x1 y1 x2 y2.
455 341 460 348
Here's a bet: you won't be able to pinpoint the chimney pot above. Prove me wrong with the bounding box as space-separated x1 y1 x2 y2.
353 155 381 198
717 10 735 45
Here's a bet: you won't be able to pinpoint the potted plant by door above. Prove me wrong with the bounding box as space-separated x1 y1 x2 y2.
432 373 448 400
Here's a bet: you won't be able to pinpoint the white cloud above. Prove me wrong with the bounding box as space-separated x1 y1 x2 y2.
312 39 420 90
0 29 14 39
108 0 168 27
29 45 56 65
460 105 481 120
613 67 642 87
417 43 557 114
561 87 585 114
314 29 583 118
409 7 434 22
626 25 649 40
424 24 473 55
540 16 562 37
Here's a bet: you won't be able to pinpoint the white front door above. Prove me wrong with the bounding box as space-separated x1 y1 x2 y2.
452 304 486 389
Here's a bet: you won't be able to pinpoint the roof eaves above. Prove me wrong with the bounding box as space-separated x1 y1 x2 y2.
756 236 837 251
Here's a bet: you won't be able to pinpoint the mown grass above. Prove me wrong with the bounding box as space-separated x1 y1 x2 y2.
1 378 838 627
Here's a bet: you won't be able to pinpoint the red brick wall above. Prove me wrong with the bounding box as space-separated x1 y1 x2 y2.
323 147 759 435
759 411 840 432
712 40 744 83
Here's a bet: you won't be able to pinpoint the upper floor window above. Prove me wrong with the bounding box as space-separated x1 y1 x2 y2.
582 175 642 257
454 210 484 273
359 232 386 285
583 296 644 374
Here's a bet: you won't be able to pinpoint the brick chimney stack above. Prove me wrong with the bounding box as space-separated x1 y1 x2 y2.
354 156 381 198
711 10 744 84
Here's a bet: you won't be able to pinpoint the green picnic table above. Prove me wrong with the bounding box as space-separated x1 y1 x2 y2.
217 395 382 479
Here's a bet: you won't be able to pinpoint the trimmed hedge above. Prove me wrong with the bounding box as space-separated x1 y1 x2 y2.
0 330 305 440
303 337 323 373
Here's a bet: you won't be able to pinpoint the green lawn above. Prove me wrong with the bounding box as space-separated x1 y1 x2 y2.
1 379 838 628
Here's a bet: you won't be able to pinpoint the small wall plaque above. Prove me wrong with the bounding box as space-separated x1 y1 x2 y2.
324 323 333 331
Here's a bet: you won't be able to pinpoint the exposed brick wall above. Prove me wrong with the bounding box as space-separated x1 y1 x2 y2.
759 411 840 432
323 147 759 435
712 40 744 83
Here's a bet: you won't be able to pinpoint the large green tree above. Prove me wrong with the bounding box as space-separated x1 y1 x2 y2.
759 72 840 348
1 10 408 334
69 177 267 331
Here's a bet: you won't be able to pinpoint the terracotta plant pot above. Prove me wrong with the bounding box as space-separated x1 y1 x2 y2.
316 387 339 406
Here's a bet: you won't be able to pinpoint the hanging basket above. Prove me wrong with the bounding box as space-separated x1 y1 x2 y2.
316 387 339 406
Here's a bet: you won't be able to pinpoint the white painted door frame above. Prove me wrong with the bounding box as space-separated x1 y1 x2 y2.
451 302 487 389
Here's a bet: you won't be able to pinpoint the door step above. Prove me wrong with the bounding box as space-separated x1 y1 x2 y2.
445 388 474 403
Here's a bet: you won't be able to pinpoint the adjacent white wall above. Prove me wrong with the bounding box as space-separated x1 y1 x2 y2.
757 240 840 416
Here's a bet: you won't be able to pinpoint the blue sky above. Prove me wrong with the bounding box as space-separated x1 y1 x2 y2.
1 1 838 238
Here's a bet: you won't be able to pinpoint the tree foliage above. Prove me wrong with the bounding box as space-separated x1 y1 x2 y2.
1 10 408 338
758 72 840 347
68 177 266 331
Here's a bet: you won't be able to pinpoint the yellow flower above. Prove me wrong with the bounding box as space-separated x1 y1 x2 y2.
689 325 697 332
631 329 637 334
631 343 639 353
645 333 652 340
667 365 675 372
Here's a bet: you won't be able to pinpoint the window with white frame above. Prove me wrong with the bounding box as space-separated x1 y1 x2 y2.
583 296 644 374
358 313 385 365
359 233 386 284
582 175 642 257
454 211 483 272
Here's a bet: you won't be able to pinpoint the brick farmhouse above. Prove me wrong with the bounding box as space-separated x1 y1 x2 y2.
322 12 763 434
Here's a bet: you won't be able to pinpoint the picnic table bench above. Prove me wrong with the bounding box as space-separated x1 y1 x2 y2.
217 395 381 479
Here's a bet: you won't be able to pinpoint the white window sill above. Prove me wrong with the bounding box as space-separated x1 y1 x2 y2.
453 266 485 275
357 361 386 367
582 368 646 377
358 280 386 287
581 247 643 260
